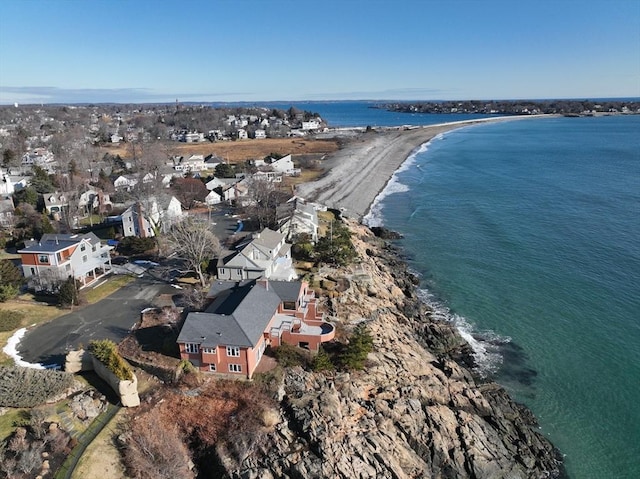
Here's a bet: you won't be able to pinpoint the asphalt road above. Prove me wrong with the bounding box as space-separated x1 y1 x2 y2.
18 273 179 368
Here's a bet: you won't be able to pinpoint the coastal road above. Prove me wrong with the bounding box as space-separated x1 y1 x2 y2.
17 274 179 367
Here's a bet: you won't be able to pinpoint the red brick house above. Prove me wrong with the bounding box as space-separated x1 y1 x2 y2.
177 279 335 379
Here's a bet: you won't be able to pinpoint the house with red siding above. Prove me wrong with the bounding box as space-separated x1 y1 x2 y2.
18 232 113 292
177 279 335 379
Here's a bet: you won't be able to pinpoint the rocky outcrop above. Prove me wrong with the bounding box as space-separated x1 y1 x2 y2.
217 221 565 478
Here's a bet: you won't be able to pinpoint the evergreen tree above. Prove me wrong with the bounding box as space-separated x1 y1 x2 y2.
340 323 373 370
58 277 79 307
0 260 24 302
311 346 334 372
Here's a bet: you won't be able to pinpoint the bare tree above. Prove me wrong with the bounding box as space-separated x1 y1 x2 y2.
167 217 221 287
245 176 278 228
122 412 194 479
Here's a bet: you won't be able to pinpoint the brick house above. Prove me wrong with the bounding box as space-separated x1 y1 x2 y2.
177 279 335 379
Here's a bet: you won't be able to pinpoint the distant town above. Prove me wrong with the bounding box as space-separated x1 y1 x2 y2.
377 99 640 116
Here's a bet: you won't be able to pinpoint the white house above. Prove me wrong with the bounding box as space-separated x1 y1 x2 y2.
205 177 237 191
277 197 319 243
253 170 283 183
44 192 69 216
301 120 321 131
222 180 249 203
268 154 299 176
205 190 223 206
217 228 296 281
174 154 206 172
18 232 113 290
78 189 113 215
121 196 183 238
113 175 138 191
21 148 55 167
237 129 248 140
0 168 14 195
253 129 267 139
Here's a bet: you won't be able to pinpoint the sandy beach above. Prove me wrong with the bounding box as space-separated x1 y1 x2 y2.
297 116 549 221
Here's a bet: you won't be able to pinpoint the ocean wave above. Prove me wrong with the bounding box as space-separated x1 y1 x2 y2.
416 288 510 377
363 134 444 227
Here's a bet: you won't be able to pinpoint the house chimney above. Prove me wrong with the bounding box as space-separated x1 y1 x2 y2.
136 202 146 238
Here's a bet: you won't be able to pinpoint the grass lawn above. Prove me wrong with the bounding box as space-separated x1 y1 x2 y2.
0 408 28 441
71 409 127 479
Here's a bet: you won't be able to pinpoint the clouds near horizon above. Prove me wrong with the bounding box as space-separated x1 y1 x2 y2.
1 0 638 104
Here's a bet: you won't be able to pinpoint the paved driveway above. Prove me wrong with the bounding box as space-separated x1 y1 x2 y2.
18 274 179 368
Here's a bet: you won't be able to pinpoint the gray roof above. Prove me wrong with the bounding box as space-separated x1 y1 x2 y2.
19 232 101 253
268 281 302 302
178 280 301 348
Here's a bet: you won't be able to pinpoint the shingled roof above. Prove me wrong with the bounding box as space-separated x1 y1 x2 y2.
177 280 298 349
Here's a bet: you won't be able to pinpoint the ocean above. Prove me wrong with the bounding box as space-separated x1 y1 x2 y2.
368 115 640 478
290 103 639 478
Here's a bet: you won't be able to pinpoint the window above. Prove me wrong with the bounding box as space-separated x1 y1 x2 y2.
185 343 199 354
65 264 71 271
80 244 86 252
202 347 216 354
283 301 296 310
38 255 49 264
209 364 217 372
82 255 88 263
228 364 242 373
56 252 62 262
226 346 240 357
92 245 96 252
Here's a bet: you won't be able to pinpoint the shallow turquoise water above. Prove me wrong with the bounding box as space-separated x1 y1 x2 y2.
369 116 640 478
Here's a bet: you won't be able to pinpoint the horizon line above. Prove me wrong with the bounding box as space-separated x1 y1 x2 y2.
2 96 639 107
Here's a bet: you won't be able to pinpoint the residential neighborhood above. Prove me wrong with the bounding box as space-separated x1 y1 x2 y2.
0 102 361 479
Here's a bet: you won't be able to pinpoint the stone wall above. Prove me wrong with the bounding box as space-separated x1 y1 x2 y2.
65 349 140 407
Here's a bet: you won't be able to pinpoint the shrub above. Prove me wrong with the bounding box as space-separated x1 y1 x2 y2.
0 366 75 407
0 283 19 302
340 323 374 370
0 260 23 302
57 277 79 307
89 339 134 381
0 310 24 332
273 344 310 368
314 219 357 266
118 236 156 256
311 346 335 372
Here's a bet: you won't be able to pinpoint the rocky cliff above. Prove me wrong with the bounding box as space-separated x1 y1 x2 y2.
218 221 565 479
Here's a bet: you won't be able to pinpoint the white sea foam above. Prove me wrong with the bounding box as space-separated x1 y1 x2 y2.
363 134 444 227
2 327 45 369
416 288 510 376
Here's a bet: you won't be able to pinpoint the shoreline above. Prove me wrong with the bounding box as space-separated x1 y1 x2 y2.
297 114 558 221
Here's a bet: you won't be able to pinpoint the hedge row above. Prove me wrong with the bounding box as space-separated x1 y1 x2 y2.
0 366 75 407
88 339 133 381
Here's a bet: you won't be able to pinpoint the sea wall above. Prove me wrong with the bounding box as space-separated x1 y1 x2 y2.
217 220 565 478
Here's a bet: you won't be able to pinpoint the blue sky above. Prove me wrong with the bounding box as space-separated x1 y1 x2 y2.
0 0 638 104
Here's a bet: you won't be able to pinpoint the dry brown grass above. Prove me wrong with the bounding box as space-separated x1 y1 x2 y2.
71 412 126 479
100 138 338 163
